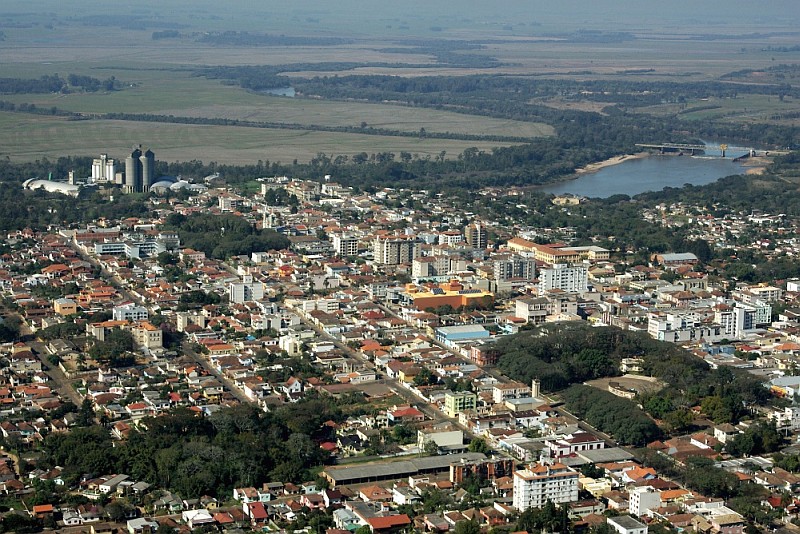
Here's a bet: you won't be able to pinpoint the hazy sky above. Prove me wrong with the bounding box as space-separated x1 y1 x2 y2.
5 0 800 33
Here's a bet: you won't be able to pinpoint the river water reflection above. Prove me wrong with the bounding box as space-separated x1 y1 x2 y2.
539 154 748 199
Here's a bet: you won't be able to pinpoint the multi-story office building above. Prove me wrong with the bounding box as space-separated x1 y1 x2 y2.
373 235 421 265
512 462 579 512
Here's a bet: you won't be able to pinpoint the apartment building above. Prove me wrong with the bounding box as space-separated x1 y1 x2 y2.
512 462 579 512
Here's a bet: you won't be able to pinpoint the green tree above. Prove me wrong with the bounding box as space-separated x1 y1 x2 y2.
468 437 490 454
454 519 481 534
75 398 95 427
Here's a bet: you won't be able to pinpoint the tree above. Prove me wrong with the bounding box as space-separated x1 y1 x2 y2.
424 440 440 456
75 398 95 427
105 500 133 521
413 367 436 387
454 519 481 534
392 424 415 444
156 252 178 267
468 437 490 454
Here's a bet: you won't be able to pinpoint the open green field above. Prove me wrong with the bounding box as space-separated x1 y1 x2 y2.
1 1 799 166
0 71 553 138
638 94 800 124
0 112 511 165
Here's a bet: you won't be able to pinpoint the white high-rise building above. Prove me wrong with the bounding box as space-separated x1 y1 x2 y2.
512 462 579 512
229 274 264 304
91 154 117 184
538 264 588 293
629 486 661 517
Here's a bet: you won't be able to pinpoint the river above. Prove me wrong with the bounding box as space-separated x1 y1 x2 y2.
539 143 751 199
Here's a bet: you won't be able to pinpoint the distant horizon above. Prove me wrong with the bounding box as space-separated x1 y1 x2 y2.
3 0 799 37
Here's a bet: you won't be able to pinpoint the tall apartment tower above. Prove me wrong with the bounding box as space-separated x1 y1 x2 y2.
91 154 117 184
538 263 589 294
332 234 359 257
465 222 488 250
372 235 421 265
123 145 156 193
513 462 579 512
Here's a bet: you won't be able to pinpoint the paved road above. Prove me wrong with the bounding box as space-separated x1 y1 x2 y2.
15 315 84 406
67 241 144 306
181 341 251 404
28 339 84 406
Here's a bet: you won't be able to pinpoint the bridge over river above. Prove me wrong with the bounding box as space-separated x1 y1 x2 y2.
635 143 712 155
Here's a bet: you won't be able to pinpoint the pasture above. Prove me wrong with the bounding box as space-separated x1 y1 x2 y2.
0 112 510 165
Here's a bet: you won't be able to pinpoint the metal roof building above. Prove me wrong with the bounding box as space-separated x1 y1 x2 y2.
322 452 487 487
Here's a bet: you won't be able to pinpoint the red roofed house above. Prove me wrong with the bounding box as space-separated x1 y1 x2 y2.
366 514 411 533
244 501 268 528
387 406 425 424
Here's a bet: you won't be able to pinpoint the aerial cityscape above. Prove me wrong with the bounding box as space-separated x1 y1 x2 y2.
1 1 800 533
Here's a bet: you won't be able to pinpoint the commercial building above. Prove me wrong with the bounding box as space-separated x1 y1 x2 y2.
512 462 579 512
417 423 464 452
436 325 491 348
22 178 83 198
321 452 487 488
373 235 421 265
401 281 494 311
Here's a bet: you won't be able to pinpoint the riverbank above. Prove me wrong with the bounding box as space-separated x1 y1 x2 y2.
574 152 649 175
742 155 771 175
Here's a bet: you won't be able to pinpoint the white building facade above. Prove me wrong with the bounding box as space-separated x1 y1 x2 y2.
512 462 579 512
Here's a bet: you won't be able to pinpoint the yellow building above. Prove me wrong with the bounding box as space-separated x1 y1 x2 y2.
53 298 78 316
403 281 494 311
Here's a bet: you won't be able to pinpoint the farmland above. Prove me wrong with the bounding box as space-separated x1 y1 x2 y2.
0 112 509 165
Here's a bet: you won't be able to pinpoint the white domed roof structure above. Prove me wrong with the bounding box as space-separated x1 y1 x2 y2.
23 178 81 197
